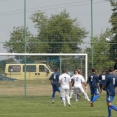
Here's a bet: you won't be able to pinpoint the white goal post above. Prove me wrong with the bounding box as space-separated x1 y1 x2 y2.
0 53 88 81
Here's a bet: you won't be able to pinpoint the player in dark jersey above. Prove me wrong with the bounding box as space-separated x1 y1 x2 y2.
100 67 117 117
49 67 60 103
99 70 107 91
86 68 99 107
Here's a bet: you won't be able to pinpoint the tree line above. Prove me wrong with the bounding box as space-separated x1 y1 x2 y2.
2 1 117 72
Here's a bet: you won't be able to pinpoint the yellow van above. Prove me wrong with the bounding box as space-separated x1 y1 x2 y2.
5 63 53 80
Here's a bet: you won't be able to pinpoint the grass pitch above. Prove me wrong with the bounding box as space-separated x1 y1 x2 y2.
0 94 117 117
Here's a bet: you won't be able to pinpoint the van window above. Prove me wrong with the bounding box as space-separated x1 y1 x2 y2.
23 65 36 72
8 65 21 72
39 65 48 72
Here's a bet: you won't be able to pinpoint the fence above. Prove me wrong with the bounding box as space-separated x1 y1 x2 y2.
0 0 117 97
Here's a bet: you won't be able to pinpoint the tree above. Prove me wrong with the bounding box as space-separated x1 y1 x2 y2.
3 10 88 65
0 58 14 73
3 26 33 60
109 1 117 60
30 10 88 53
85 28 114 73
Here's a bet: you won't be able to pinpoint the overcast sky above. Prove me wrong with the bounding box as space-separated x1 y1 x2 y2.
0 0 113 53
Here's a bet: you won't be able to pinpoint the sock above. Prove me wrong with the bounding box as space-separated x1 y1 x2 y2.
70 90 73 98
90 95 93 102
52 92 55 99
108 106 112 117
110 104 117 111
92 95 99 102
66 95 71 105
60 97 62 100
83 93 90 100
75 94 78 101
62 97 66 106
77 93 80 99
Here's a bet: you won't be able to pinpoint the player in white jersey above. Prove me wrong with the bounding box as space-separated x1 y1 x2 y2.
69 70 81 99
59 69 72 106
71 70 90 102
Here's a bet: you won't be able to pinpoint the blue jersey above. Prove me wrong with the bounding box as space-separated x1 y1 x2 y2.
49 72 60 86
104 73 117 96
99 73 108 91
87 73 99 88
99 73 107 86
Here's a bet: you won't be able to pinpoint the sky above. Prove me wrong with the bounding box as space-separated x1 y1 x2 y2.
0 0 113 53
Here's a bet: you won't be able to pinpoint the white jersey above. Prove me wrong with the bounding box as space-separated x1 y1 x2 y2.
59 73 71 89
71 74 85 88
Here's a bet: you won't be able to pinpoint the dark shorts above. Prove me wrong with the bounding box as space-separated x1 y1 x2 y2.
106 95 114 103
90 87 99 95
52 85 60 92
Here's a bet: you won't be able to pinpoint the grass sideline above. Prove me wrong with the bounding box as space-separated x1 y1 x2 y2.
0 94 117 117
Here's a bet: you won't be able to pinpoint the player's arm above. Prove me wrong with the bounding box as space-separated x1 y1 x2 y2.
58 76 61 85
97 82 100 90
69 81 72 90
96 76 100 90
70 76 74 86
69 77 72 90
49 74 53 85
84 75 89 89
82 82 87 89
100 85 105 94
81 75 87 89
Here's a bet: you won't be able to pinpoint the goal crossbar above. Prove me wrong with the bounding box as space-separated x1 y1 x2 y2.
0 53 87 56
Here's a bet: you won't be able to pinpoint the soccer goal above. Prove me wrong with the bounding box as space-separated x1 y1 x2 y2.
0 53 88 97
0 53 88 80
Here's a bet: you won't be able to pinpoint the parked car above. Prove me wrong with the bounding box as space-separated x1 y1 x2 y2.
67 71 74 77
0 74 17 82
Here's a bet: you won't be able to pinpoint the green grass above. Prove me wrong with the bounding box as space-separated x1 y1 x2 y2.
0 94 117 117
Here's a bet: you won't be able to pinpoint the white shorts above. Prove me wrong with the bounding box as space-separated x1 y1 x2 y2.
60 88 69 98
74 86 85 94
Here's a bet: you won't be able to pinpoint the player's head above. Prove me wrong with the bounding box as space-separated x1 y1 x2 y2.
106 70 109 74
74 70 78 74
108 67 114 73
55 67 59 72
102 70 106 74
92 68 96 73
77 69 82 74
62 68 66 73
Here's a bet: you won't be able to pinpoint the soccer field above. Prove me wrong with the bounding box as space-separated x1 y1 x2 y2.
0 94 117 117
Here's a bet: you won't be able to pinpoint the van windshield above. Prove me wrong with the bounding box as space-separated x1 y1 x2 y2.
47 65 53 72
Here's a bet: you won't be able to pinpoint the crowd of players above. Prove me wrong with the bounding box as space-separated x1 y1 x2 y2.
49 57 117 117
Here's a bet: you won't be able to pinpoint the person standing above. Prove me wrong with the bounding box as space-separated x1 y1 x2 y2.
100 67 117 117
99 70 107 90
86 68 100 107
113 57 117 76
49 67 60 103
59 68 72 106
71 70 90 102
69 70 77 99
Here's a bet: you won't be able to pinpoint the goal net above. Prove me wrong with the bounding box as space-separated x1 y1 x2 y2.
0 53 88 97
